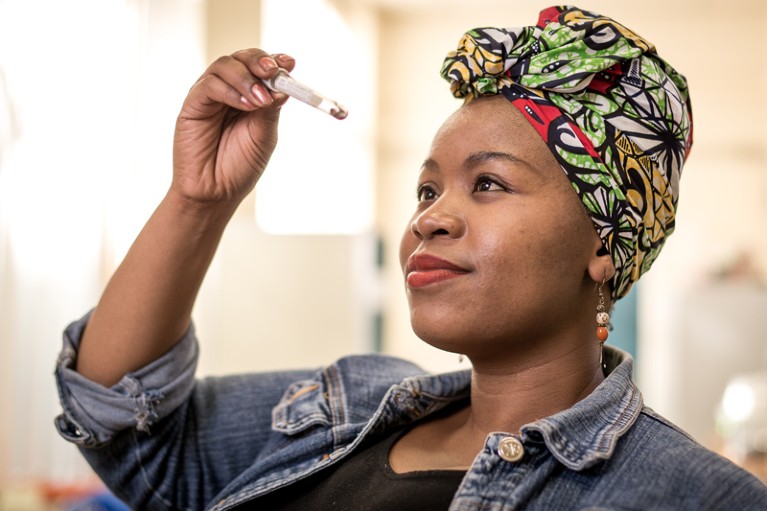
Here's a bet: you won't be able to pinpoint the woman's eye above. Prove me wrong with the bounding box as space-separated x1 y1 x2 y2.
417 185 438 201
474 176 505 192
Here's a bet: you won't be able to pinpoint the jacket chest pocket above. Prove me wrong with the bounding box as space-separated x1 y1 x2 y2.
271 380 332 435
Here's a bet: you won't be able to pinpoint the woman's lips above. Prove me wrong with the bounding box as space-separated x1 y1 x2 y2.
405 254 469 288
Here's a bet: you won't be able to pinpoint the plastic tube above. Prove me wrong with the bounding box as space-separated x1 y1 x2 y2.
263 69 348 120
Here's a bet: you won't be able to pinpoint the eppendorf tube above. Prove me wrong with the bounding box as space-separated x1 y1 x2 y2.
263 69 348 120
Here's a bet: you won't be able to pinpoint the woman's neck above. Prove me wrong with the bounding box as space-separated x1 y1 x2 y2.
464 342 604 436
388 339 605 473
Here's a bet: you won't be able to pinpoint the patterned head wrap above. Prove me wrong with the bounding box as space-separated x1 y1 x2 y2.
441 5 693 299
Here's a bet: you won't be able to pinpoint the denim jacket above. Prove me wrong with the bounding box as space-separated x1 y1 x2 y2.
55 314 767 510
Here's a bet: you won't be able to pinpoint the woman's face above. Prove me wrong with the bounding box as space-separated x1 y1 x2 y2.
399 96 604 363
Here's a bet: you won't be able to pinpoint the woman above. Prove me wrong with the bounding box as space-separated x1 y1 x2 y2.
55 6 767 510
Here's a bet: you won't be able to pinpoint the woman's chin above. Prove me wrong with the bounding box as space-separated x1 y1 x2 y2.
410 321 472 354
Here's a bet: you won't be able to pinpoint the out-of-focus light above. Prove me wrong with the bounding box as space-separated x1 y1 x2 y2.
722 380 756 423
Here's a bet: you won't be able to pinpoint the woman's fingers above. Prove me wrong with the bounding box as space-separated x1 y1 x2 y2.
190 72 255 113
197 56 270 112
230 49 295 77
272 53 297 72
229 50 297 104
215 53 274 107
184 49 296 116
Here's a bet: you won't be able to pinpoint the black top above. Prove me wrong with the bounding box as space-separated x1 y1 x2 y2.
233 426 466 510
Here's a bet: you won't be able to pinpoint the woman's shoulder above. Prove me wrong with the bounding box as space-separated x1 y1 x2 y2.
632 406 728 458
631 406 755 472
617 406 767 504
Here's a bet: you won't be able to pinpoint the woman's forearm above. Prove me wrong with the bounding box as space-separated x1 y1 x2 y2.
76 191 236 387
75 49 292 387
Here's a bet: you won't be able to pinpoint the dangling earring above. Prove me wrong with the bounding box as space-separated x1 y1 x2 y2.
596 279 610 370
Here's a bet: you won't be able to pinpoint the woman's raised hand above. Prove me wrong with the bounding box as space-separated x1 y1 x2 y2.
171 49 295 207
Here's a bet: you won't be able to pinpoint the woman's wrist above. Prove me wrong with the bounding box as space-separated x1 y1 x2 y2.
162 186 242 234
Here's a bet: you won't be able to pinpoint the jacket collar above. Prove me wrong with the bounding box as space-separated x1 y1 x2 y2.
351 347 641 471
522 347 642 470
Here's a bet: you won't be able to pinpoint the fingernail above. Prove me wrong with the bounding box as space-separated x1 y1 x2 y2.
251 83 272 105
240 96 256 108
277 54 295 66
259 57 277 71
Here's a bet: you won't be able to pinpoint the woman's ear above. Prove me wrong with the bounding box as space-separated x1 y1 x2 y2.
587 235 616 284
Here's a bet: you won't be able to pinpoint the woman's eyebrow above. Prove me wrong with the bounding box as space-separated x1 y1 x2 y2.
421 158 439 172
421 151 533 173
464 151 533 171
419 152 540 189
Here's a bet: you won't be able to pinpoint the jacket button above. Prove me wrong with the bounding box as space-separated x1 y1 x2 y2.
498 436 524 462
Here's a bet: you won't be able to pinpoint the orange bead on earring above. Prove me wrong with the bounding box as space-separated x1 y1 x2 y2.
596 281 610 364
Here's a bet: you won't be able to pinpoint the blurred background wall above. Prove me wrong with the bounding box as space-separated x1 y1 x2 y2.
1 0 766 506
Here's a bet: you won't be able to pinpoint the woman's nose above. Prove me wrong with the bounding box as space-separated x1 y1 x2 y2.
410 199 466 240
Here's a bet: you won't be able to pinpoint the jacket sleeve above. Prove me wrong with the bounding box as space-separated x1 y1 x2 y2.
54 312 316 510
